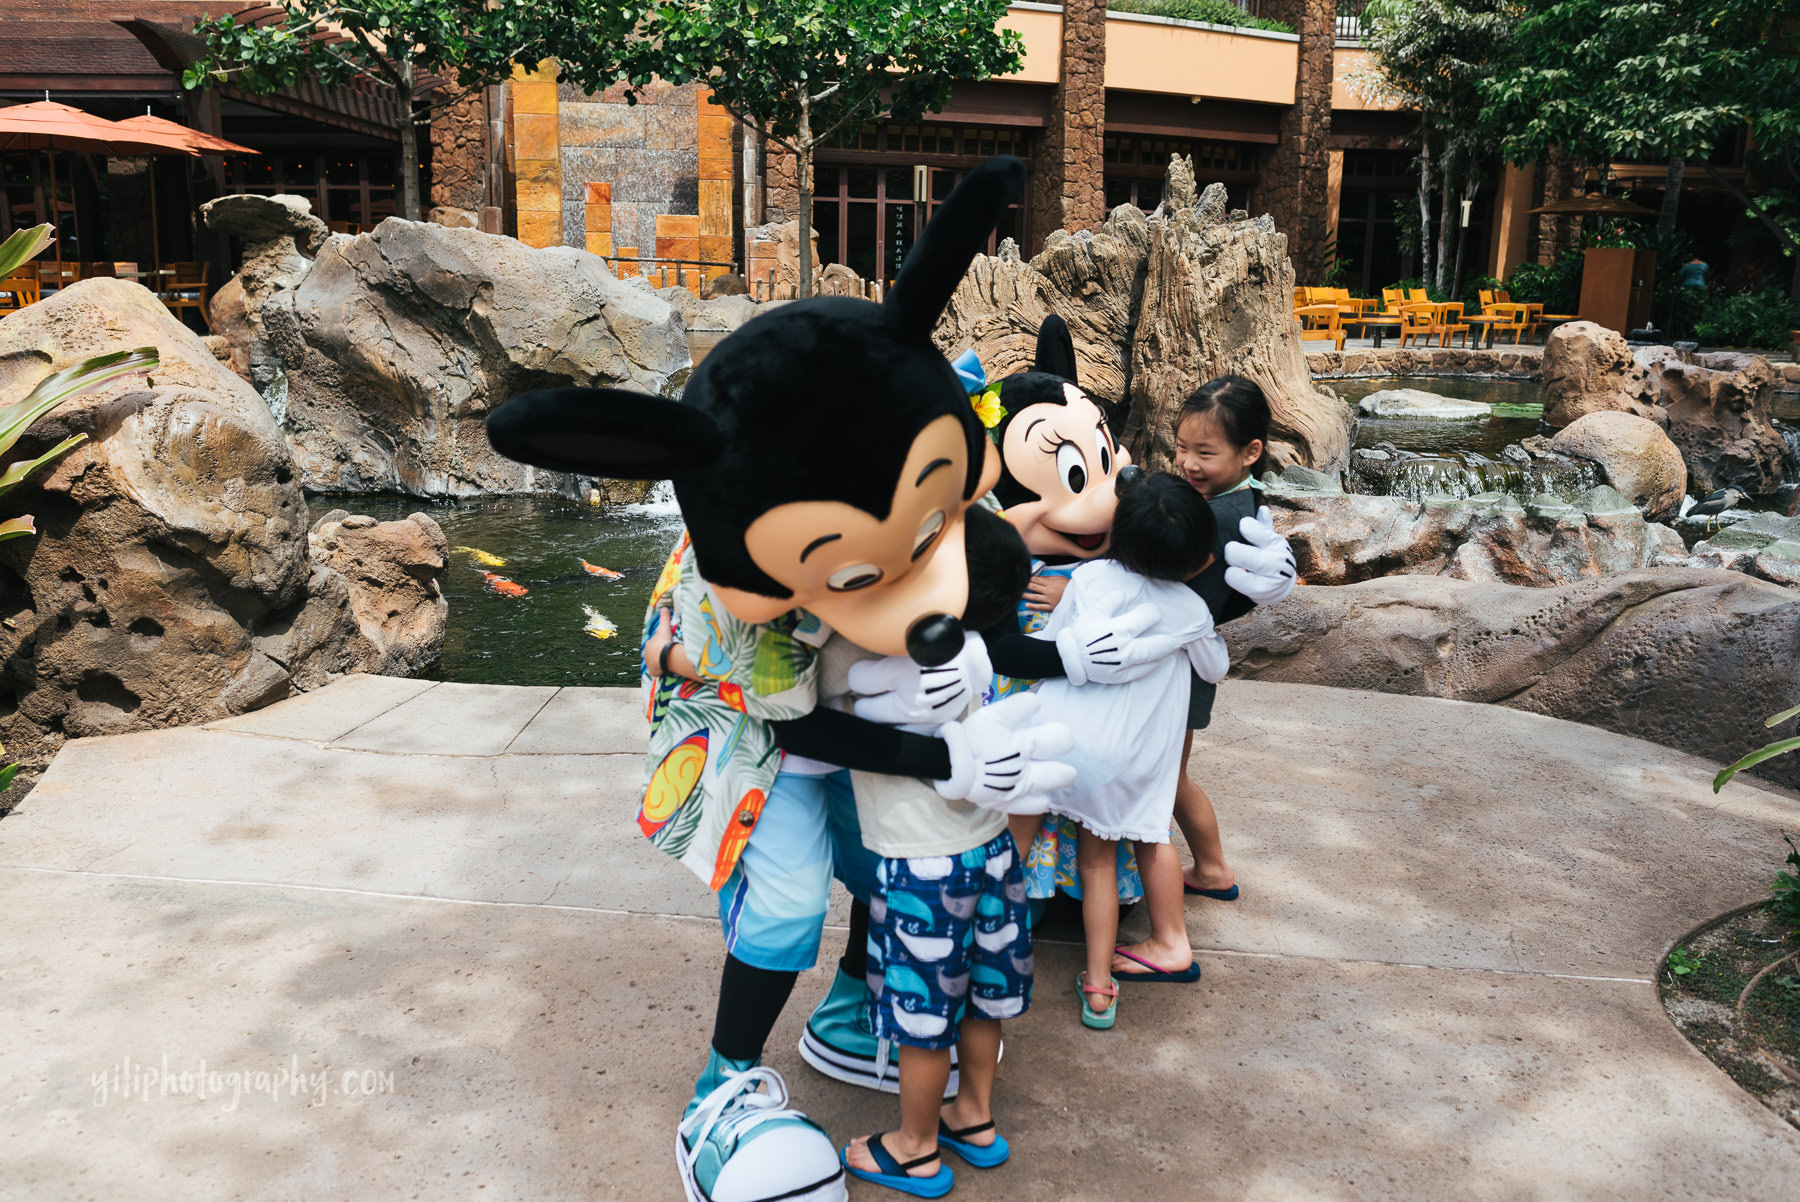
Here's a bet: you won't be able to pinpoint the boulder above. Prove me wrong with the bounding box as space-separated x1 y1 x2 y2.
1541 320 1665 428
306 510 449 676
1549 411 1687 520
1689 511 1800 590
1224 568 1800 789
703 273 750 299
1641 350 1792 497
1357 388 1491 420
200 193 330 392
934 161 1354 474
1263 477 1689 587
0 278 447 770
264 218 691 497
655 286 763 333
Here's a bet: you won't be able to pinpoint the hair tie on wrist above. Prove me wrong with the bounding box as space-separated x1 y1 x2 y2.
659 639 675 677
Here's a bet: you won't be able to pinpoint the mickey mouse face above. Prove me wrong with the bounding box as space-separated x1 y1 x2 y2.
996 380 1133 560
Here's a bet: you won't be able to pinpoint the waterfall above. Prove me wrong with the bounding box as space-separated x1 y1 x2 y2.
1350 450 1602 504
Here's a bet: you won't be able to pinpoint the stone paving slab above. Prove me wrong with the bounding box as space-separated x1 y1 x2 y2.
1 868 1794 1202
331 681 560 756
206 673 440 742
2 676 1798 1198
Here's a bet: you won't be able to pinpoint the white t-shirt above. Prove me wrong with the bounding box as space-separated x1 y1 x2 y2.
1033 559 1229 843
817 634 1007 859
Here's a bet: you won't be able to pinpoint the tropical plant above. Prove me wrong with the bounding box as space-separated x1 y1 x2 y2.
185 0 586 222
1713 702 1800 791
1690 289 1800 349
1106 0 1293 33
554 0 1023 298
1503 253 1583 315
0 223 158 790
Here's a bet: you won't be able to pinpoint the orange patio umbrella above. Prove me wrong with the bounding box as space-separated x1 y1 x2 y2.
0 100 197 268
117 114 262 273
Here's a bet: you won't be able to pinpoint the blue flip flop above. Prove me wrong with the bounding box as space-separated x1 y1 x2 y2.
938 1118 1010 1168
842 1133 954 1198
1113 947 1202 983
1184 882 1240 901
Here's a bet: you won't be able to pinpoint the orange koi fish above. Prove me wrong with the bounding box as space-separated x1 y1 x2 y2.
581 559 623 579
481 572 528 597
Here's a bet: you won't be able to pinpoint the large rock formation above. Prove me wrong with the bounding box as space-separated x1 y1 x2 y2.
1224 568 1800 788
1264 474 1689 587
1643 350 1791 497
0 278 447 769
1541 321 1664 428
201 192 329 390
1689 511 1800 589
934 160 1354 474
263 218 690 497
1549 411 1687 520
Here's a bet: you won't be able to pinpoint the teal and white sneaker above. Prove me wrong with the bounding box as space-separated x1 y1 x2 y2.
797 966 963 1097
677 1055 845 1202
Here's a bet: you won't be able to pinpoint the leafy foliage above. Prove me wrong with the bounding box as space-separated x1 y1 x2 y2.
1666 944 1701 977
1503 254 1583 314
1714 702 1800 790
1771 834 1800 935
561 1 1023 295
1690 289 1800 349
1106 0 1293 33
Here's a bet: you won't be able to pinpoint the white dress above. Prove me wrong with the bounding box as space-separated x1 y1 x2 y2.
1032 559 1230 843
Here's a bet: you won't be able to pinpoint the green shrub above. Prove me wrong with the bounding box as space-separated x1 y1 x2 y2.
1504 254 1583 314
1690 288 1800 350
1461 274 1505 311
1382 276 1449 304
1107 0 1294 34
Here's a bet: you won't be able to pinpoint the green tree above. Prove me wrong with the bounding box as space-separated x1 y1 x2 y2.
553 0 1023 298
1485 0 1800 295
184 1 604 222
1361 0 1517 296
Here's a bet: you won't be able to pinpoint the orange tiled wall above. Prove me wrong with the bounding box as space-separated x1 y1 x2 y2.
511 63 562 248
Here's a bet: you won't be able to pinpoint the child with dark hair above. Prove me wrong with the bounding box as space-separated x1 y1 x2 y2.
1108 374 1294 985
1028 471 1230 1029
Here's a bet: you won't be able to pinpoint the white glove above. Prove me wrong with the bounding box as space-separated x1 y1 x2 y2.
1054 594 1177 686
1224 506 1297 606
849 632 993 730
934 693 1075 815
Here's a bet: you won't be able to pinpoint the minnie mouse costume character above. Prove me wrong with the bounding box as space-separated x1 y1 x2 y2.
487 158 1156 1202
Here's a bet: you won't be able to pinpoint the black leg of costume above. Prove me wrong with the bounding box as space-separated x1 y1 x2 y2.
711 954 799 1062
839 897 870 980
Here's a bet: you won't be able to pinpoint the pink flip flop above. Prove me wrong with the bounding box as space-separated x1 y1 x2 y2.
1113 946 1201 983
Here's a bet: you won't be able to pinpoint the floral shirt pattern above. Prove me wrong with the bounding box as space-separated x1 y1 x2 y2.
638 530 828 890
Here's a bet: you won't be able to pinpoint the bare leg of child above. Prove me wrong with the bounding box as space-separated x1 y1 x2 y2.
1007 814 1044 866
1112 839 1194 975
843 1045 951 1178
941 1017 1001 1146
1171 730 1236 894
1077 829 1120 1011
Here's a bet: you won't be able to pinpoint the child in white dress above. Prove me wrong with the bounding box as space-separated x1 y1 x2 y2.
1031 472 1230 1028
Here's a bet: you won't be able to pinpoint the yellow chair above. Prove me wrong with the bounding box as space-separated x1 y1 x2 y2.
1296 303 1347 350
1436 302 1472 348
1380 287 1406 314
0 266 40 311
1398 303 1439 348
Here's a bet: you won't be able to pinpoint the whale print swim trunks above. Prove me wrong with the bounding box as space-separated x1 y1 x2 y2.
865 832 1034 1051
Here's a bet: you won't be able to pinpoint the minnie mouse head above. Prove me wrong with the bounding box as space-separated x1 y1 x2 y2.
989 315 1139 561
486 158 1026 665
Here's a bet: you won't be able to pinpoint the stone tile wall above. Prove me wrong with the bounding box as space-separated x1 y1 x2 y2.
510 64 563 248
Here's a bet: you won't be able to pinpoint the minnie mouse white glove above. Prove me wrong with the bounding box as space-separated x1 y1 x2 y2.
934 693 1074 815
1054 595 1177 686
849 632 993 730
1223 506 1297 606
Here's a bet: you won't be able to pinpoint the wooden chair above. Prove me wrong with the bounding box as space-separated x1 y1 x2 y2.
1436 302 1472 348
0 267 40 312
1296 303 1347 350
1397 303 1439 348
79 261 116 280
1380 287 1407 314
158 261 212 331
1406 288 1431 306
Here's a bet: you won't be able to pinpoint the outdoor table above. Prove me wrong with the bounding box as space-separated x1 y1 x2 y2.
1464 314 1510 350
1356 314 1403 349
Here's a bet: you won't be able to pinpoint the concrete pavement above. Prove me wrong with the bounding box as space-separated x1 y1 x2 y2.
2 676 1797 1199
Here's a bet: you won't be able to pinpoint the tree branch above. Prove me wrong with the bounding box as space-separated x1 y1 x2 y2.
347 26 407 89
1705 162 1799 254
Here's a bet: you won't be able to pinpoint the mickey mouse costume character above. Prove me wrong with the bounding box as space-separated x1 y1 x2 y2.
855 318 1299 917
487 158 1156 1202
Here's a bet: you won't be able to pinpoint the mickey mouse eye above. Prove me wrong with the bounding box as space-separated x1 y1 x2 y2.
827 563 885 592
1095 430 1112 478
911 510 946 561
1056 442 1087 494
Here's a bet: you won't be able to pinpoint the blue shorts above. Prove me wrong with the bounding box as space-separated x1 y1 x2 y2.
866 832 1033 1051
717 769 878 973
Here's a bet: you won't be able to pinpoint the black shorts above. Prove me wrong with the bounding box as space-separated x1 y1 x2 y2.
1187 672 1215 730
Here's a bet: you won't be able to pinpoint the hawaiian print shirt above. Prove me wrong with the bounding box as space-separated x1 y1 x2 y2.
638 529 830 890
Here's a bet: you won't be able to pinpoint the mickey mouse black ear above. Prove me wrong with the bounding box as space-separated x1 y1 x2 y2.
885 155 1026 342
1034 314 1078 384
487 387 724 480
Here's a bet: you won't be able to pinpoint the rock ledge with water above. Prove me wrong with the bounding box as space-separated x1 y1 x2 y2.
1357 388 1491 421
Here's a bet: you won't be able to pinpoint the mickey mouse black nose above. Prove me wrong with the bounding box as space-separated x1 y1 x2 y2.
905 613 965 667
1116 464 1144 490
